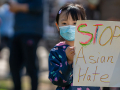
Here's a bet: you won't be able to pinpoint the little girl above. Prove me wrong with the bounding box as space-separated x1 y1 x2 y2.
48 3 100 90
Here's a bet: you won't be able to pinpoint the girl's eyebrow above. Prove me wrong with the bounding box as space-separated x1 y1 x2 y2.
61 19 67 21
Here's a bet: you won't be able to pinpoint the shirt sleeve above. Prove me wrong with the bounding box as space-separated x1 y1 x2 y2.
28 0 43 13
48 49 73 87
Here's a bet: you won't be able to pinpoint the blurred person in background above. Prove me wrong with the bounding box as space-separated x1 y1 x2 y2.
0 3 14 54
9 0 43 90
86 0 120 21
100 0 120 21
85 0 100 20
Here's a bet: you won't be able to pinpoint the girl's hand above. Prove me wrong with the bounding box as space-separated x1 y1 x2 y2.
65 46 75 64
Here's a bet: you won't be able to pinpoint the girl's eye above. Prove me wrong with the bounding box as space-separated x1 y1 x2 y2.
62 23 67 25
73 22 76 25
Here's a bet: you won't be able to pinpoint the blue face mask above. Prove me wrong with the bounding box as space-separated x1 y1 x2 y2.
59 25 76 41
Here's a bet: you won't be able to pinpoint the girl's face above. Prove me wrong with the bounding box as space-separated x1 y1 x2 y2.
58 11 81 28
56 10 82 43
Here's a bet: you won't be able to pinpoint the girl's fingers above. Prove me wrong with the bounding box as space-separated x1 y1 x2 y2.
70 49 75 54
71 52 75 55
67 46 74 51
66 46 75 55
66 48 74 54
69 46 75 50
66 46 71 52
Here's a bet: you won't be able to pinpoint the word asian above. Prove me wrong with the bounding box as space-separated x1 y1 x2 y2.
76 47 113 83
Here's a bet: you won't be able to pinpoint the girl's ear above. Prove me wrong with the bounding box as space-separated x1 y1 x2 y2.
55 22 60 31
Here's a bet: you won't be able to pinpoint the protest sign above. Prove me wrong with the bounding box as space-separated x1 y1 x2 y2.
73 20 120 87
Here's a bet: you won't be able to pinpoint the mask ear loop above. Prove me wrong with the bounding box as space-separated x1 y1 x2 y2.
55 22 58 27
55 22 60 32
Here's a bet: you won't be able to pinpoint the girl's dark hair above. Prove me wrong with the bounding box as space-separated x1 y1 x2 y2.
56 3 87 24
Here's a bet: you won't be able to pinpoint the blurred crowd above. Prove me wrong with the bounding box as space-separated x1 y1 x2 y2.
0 0 120 90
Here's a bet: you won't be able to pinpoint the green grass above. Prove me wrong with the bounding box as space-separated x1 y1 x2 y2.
0 78 13 90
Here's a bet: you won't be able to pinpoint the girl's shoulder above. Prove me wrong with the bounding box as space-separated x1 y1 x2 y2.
50 41 69 54
56 41 66 46
54 41 69 50
49 42 69 60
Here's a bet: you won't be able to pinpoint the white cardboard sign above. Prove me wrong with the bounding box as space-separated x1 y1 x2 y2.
73 20 120 87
